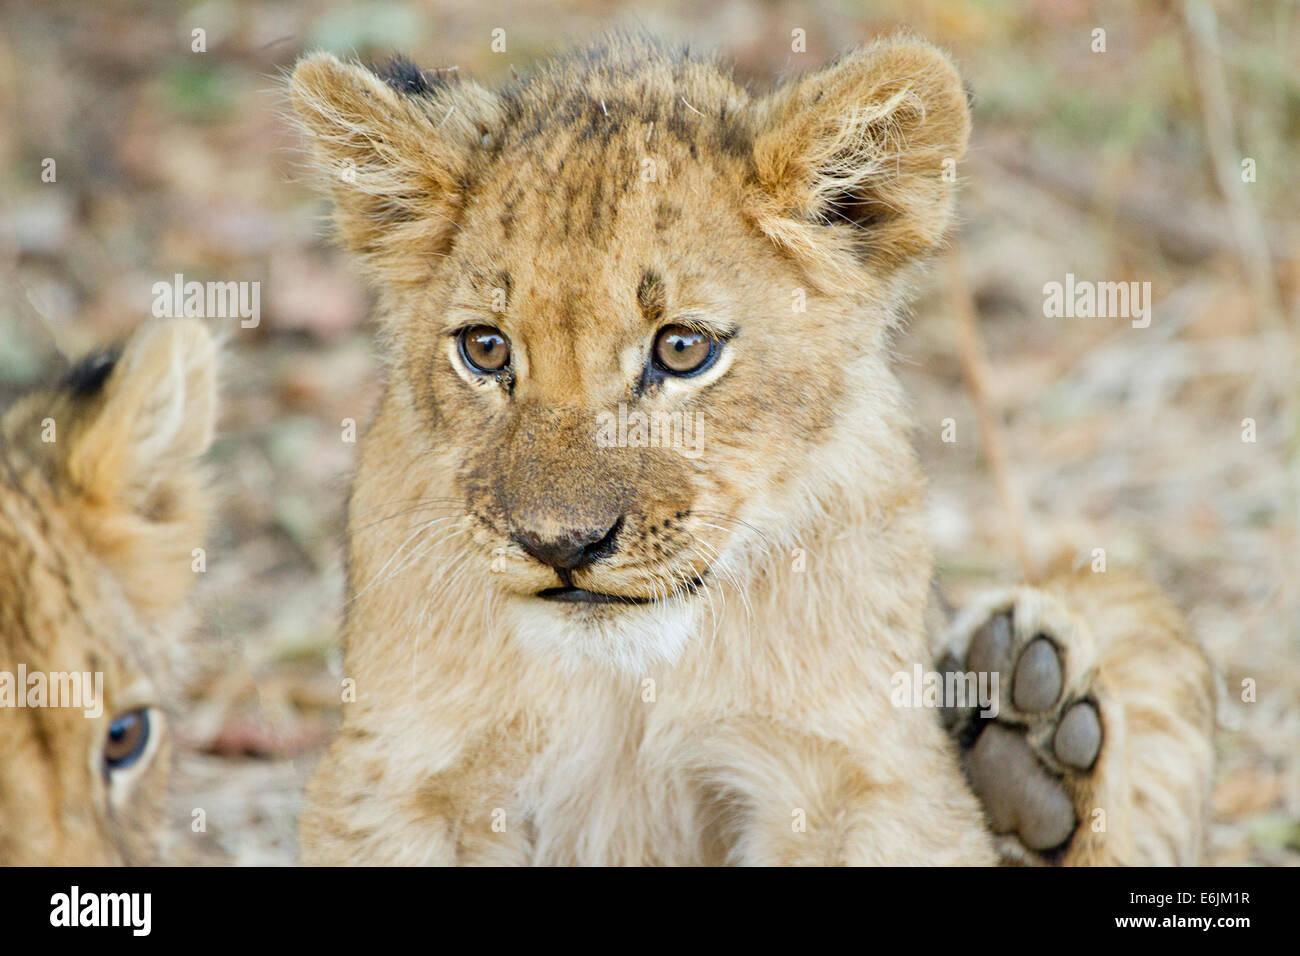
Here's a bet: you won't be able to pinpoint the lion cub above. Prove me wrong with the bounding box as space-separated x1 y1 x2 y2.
0 319 216 865
290 35 1212 865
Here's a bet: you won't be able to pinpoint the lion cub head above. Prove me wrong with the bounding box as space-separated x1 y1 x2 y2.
291 35 968 670
0 320 216 863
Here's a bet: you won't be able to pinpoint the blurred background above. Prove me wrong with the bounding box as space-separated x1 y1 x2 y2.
0 0 1295 865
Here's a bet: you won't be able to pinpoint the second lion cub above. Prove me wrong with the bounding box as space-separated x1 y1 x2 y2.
289 34 1213 865
0 319 216 864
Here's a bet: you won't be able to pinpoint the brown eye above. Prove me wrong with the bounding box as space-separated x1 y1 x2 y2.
458 325 511 374
104 709 151 772
653 325 718 376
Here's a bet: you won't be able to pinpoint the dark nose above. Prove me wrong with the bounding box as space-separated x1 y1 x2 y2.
512 518 623 572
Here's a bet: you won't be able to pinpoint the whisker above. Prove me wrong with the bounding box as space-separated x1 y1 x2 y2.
347 518 470 609
351 501 465 533
685 544 723 647
690 510 775 548
348 494 464 519
347 516 448 608
695 520 772 561
691 533 753 626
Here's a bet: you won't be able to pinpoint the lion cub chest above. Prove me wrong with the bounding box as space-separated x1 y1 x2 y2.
504 695 732 866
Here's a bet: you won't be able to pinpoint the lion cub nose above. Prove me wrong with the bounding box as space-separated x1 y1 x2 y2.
513 518 623 572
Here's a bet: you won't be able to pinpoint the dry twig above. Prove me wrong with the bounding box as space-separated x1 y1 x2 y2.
945 248 1040 582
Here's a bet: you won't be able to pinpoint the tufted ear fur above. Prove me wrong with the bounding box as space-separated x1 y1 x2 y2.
44 319 218 615
748 38 970 291
288 52 503 287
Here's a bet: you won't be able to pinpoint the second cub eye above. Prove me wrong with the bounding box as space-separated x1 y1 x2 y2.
653 325 718 376
104 708 151 772
458 325 511 373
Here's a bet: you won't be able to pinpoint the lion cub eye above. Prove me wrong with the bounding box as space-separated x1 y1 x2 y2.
653 325 719 376
104 708 151 772
458 325 512 374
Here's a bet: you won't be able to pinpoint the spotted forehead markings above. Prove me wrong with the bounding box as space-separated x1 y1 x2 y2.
494 53 755 162
477 115 749 245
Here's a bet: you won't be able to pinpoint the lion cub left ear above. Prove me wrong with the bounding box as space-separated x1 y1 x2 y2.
749 39 970 286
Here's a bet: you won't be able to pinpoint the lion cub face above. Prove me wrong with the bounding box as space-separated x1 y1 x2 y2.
292 37 968 668
0 320 215 864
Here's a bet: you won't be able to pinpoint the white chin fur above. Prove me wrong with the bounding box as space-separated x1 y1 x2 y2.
506 596 697 674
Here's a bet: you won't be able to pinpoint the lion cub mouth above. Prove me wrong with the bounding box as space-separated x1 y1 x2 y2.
537 586 652 605
536 574 706 606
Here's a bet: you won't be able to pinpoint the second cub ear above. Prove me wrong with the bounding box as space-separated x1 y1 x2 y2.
42 319 219 614
65 319 216 521
749 39 970 285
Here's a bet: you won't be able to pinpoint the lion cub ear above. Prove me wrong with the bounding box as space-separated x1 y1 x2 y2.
749 39 970 287
288 52 502 285
44 319 218 613
64 318 216 518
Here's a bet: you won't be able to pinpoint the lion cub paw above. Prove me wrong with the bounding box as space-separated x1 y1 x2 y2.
937 589 1106 864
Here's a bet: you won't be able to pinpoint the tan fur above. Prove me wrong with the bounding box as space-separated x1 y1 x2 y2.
289 35 1211 865
0 320 216 864
1054 570 1215 865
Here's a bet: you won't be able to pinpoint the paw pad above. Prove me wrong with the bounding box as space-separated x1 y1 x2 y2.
1053 701 1101 770
966 724 1077 851
943 598 1105 861
966 611 1013 679
1012 637 1062 713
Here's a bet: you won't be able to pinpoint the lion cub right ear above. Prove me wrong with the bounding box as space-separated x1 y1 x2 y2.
288 52 502 286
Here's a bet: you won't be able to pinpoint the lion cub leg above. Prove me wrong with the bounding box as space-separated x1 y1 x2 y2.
935 570 1214 865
